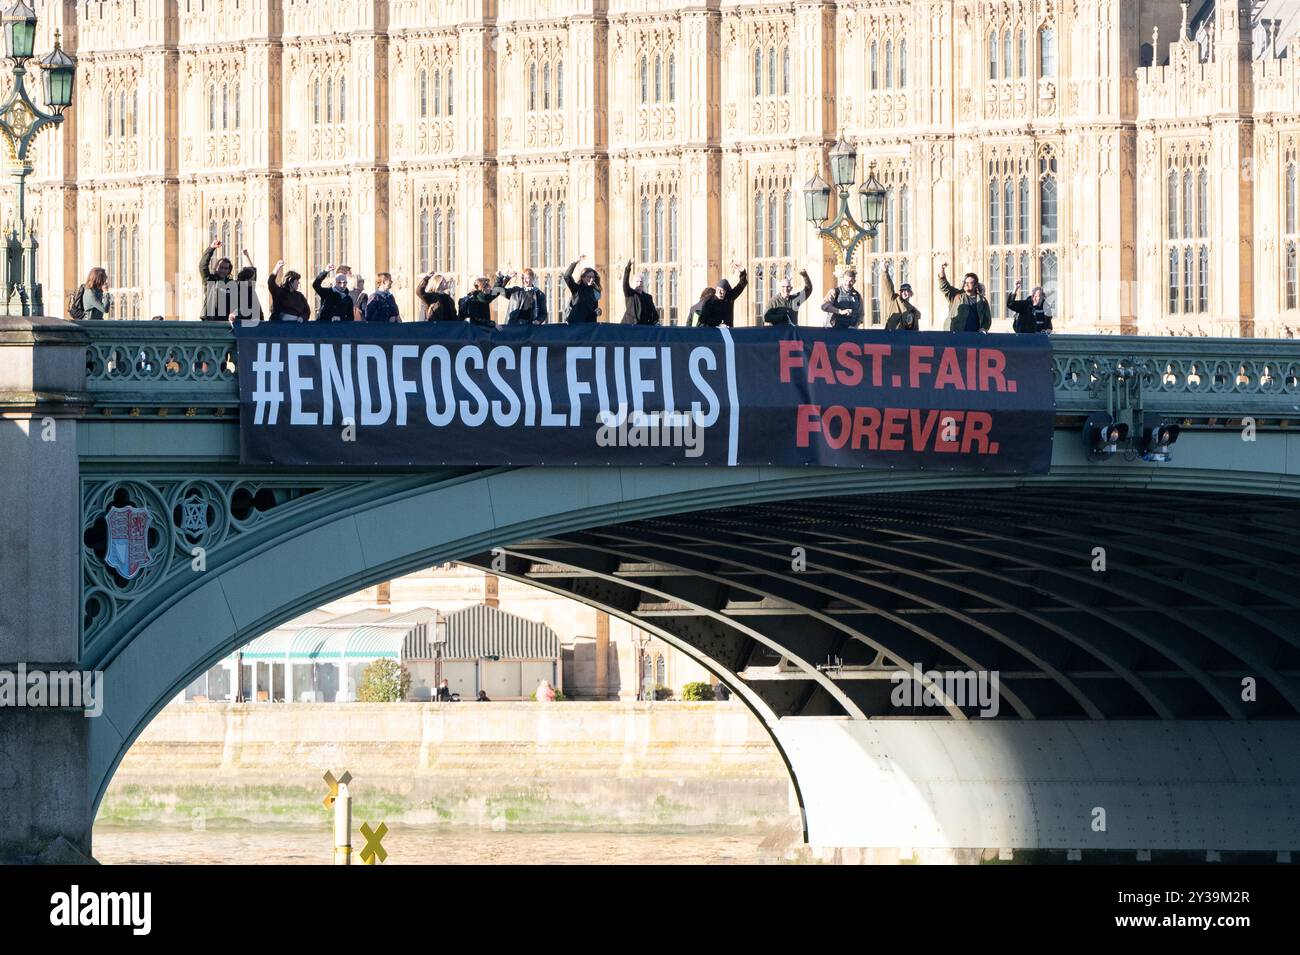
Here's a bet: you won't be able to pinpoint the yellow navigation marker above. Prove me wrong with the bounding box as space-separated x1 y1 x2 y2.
359 821 388 865
323 769 353 808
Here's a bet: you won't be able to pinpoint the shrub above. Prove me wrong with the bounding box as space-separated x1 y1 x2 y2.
356 659 411 702
653 684 674 701
680 681 715 702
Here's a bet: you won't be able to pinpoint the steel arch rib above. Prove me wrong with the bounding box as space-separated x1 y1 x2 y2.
699 524 1172 720
861 498 1300 713
859 518 1277 718
592 525 1094 720
558 530 1040 720
494 544 870 720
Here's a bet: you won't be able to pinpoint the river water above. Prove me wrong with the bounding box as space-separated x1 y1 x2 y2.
93 827 790 865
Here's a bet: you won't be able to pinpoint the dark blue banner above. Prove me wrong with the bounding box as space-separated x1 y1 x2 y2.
235 323 1054 471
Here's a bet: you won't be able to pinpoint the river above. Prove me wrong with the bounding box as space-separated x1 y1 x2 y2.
93 827 791 865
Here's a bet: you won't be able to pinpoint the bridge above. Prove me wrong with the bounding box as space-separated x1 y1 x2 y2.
3 317 1300 861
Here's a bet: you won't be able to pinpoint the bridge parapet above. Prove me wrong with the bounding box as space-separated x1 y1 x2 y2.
75 322 1300 421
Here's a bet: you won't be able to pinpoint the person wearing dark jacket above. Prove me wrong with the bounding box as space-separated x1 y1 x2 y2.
938 263 992 332
416 272 459 321
562 255 602 324
687 287 712 326
267 261 311 322
696 263 748 328
459 277 501 328
312 265 356 321
1006 280 1053 334
762 270 812 326
230 250 264 325
363 272 401 322
199 240 238 321
492 268 548 325
821 269 864 329
621 261 660 325
882 268 921 331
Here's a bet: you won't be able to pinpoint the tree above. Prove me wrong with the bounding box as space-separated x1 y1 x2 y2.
680 681 715 701
356 659 411 702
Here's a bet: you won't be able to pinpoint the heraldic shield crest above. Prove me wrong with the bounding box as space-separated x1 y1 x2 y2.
105 505 155 579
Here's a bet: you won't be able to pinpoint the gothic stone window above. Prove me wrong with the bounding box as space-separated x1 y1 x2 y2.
636 177 680 324
861 160 911 327
525 178 568 311
1164 146 1211 317
1284 146 1298 312
750 169 796 324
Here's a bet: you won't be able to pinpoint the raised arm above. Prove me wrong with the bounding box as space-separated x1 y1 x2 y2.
199 243 218 282
882 267 897 302
622 260 634 298
726 266 748 301
564 258 582 293
794 270 813 307
312 269 330 296
415 272 434 303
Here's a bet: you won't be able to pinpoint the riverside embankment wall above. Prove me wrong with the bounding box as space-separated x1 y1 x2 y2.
98 702 796 831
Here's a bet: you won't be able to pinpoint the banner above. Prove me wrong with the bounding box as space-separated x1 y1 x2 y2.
236 323 1055 472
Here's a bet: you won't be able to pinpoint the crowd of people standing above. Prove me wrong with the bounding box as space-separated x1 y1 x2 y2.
68 239 1054 334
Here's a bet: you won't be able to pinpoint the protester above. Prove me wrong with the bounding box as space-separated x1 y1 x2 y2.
199 239 239 321
416 272 459 321
476 690 491 702
435 679 452 702
938 262 992 332
311 264 355 321
267 261 311 322
349 275 369 321
74 267 112 320
821 268 864 329
1006 280 1053 334
493 267 548 326
762 269 813 326
562 254 602 323
230 250 264 325
882 268 920 331
695 262 748 328
534 679 557 703
459 276 501 328
688 286 713 326
363 272 401 322
621 260 660 325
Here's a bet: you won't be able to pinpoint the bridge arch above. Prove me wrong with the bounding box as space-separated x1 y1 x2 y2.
89 460 1300 853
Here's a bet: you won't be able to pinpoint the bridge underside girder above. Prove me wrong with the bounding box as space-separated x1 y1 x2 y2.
476 489 1300 721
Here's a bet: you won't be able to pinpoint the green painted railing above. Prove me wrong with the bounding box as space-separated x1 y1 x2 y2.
76 321 1300 419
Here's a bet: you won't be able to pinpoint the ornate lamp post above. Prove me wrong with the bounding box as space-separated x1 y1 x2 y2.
803 135 886 267
0 2 76 316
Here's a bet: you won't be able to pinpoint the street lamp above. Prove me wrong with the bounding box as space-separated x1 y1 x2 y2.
803 135 887 267
0 7 76 316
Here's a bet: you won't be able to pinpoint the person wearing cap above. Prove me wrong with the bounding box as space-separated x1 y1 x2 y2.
695 262 748 328
882 267 920 331
762 269 813 326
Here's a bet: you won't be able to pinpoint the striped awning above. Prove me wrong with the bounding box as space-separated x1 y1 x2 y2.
442 604 560 660
240 609 439 661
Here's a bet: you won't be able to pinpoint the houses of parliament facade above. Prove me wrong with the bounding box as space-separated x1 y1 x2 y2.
20 0 1300 335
